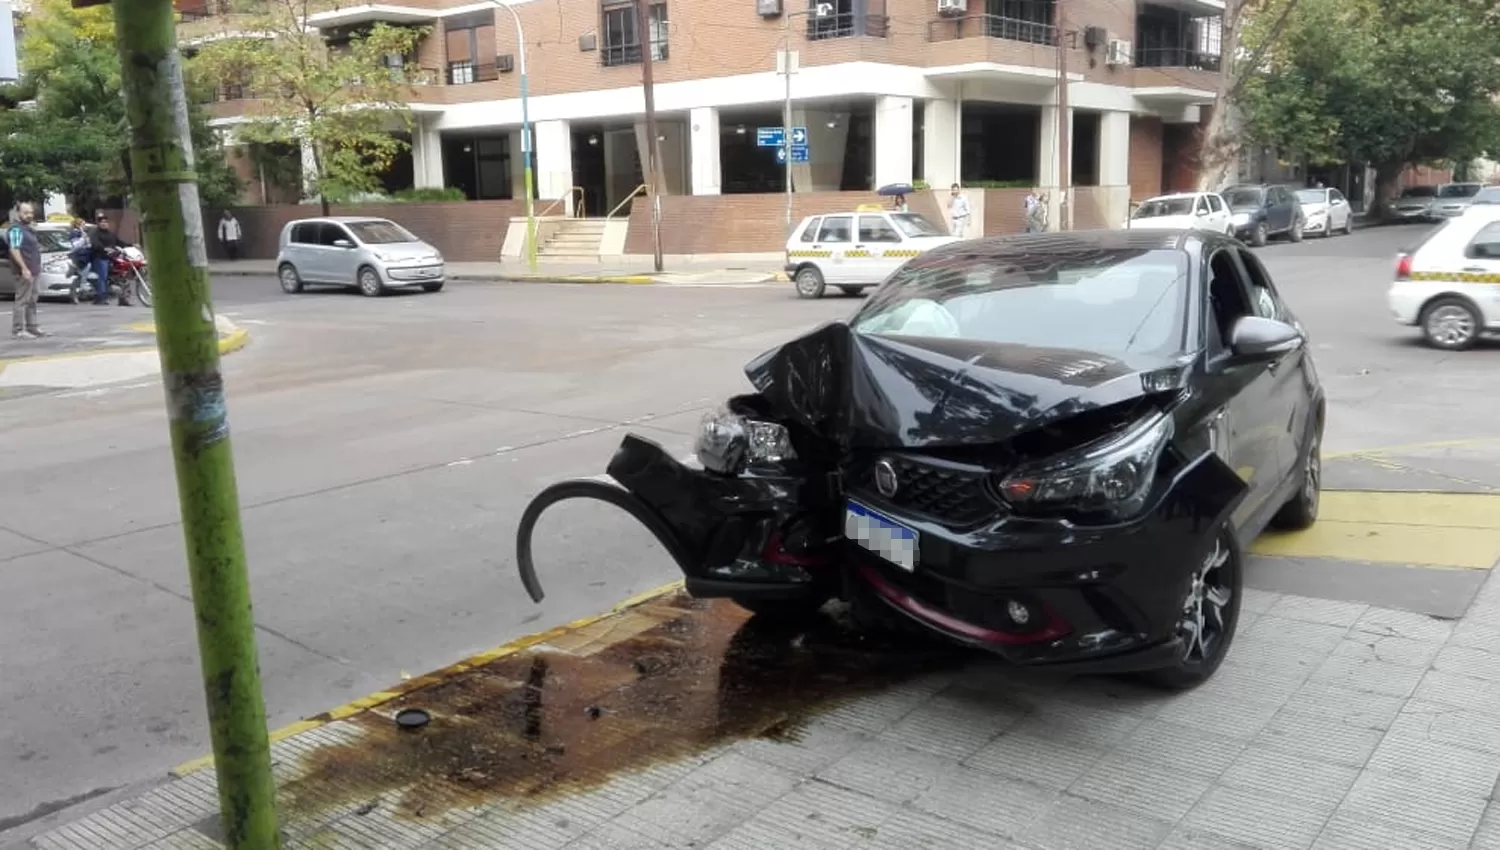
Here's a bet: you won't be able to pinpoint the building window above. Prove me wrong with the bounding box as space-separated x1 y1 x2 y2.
445 13 498 84
806 0 889 39
601 0 668 67
985 0 1056 46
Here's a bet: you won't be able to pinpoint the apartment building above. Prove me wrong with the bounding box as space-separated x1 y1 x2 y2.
184 0 1224 252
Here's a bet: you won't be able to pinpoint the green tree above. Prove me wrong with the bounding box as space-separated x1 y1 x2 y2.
1238 0 1500 212
189 0 427 214
0 0 242 212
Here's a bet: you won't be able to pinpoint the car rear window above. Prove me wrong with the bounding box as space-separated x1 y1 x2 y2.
1438 184 1482 198
1134 197 1195 218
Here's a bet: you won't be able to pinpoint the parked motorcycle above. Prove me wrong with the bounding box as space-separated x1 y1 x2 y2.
69 246 152 307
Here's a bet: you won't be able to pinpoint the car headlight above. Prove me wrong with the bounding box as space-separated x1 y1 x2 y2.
695 406 797 474
998 412 1173 520
43 258 70 273
1230 212 1251 225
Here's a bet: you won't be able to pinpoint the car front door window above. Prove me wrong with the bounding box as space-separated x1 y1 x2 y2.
817 216 854 284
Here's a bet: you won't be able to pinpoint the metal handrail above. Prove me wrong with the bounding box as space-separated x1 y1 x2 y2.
607 184 647 219
536 186 586 218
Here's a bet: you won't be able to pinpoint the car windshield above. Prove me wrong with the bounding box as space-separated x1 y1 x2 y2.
890 213 946 238
1295 189 1328 204
1438 184 1481 198
347 220 418 244
1133 198 1195 218
32 229 72 253
1400 186 1437 198
851 248 1190 358
1223 188 1264 209
1472 187 1500 205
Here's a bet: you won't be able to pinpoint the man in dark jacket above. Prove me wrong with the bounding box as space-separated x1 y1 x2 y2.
89 213 134 306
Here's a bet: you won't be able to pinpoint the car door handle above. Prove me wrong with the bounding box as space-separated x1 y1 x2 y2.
1463 266 1486 272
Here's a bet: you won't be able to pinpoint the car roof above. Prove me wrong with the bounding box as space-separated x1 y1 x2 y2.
1141 192 1207 201
909 228 1221 265
286 216 394 225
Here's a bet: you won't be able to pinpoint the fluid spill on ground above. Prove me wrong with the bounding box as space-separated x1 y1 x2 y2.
280 592 969 821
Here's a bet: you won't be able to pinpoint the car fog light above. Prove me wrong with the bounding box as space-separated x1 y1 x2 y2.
1006 599 1031 626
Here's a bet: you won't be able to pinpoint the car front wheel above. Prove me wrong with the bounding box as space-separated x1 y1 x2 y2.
1140 528 1243 691
358 266 386 297
1251 222 1268 247
794 266 826 299
1288 219 1305 242
1421 296 1482 350
278 263 303 294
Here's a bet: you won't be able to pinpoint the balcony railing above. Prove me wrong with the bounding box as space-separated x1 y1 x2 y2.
600 39 669 67
805 12 889 40
446 60 501 85
1136 46 1221 71
928 12 1057 46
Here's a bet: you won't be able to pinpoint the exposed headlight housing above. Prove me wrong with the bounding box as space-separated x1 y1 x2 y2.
695 407 796 475
998 413 1173 520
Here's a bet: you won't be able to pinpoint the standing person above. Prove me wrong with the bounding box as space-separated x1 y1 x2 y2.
891 193 909 213
8 203 45 339
1023 189 1042 233
67 216 92 293
90 212 135 306
217 209 242 260
948 183 971 238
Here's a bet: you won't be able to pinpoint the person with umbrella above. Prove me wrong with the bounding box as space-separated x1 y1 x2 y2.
878 182 913 213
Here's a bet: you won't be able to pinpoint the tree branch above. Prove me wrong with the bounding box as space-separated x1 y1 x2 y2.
1228 0 1304 101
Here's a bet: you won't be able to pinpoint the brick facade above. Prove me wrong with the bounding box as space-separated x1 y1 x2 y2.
1129 116 1165 202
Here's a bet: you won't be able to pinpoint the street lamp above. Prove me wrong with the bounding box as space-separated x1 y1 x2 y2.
491 0 536 272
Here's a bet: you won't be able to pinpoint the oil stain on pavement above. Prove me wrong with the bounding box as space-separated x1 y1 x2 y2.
279 593 970 822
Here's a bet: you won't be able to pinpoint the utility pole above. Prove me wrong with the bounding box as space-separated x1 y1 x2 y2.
86 0 281 846
781 9 794 229
1055 0 1071 231
492 0 536 272
637 0 664 271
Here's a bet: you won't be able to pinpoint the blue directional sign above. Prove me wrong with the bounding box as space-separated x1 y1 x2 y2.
789 126 808 145
756 127 784 147
775 144 810 164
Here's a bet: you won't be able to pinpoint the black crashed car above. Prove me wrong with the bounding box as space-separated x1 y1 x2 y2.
518 230 1325 689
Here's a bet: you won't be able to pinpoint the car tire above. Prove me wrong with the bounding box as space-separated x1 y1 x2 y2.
421 282 444 293
1420 296 1482 350
1288 219 1304 242
729 595 829 623
794 266 826 299
1271 416 1322 531
1342 215 1354 235
1139 527 1244 691
278 263 304 294
357 265 386 297
1251 222 1268 247
838 286 865 297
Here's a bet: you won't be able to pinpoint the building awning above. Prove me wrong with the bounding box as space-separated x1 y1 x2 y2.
305 4 442 27
1133 85 1217 105
925 62 1083 86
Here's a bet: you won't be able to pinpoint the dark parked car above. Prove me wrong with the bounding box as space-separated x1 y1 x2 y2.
1223 184 1305 246
518 230 1325 690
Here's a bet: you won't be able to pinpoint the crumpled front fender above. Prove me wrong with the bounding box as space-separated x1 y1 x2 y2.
515 433 831 603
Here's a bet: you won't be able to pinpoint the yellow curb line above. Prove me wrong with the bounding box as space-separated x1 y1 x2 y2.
0 324 249 373
1324 436 1500 460
168 579 686 778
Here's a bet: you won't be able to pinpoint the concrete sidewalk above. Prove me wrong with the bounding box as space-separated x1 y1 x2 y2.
24 474 1500 849
0 308 248 395
209 256 788 287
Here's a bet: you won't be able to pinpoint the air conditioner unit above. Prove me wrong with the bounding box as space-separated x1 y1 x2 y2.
937 0 967 14
578 33 597 52
496 53 515 72
1106 38 1133 66
812 1 834 17
757 0 782 15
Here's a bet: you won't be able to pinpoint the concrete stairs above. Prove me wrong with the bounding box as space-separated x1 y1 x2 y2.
539 218 608 259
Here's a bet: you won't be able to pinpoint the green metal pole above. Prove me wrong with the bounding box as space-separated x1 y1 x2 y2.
109 1 280 847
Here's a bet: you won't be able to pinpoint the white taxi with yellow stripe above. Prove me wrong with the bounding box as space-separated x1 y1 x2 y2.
1389 205 1500 349
785 210 959 298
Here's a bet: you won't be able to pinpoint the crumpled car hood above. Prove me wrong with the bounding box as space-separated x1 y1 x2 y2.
744 322 1180 449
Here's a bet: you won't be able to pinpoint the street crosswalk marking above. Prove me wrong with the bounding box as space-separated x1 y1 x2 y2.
1251 490 1500 569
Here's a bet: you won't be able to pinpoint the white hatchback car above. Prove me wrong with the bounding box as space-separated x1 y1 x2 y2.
1389 205 1500 349
276 217 445 297
784 211 958 298
1294 187 1355 237
1126 192 1233 235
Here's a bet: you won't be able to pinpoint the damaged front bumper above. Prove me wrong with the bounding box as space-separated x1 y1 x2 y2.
516 431 1246 675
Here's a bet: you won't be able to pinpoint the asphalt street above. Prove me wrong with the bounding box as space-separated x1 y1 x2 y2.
2 224 1498 839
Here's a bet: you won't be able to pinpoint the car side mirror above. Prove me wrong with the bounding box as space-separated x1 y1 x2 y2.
1195 209 1209 216
1227 316 1303 362
333 239 354 248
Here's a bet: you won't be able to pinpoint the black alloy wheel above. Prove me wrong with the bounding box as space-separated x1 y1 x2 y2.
1140 528 1243 691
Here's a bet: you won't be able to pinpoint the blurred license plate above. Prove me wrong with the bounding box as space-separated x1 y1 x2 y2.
845 500 918 572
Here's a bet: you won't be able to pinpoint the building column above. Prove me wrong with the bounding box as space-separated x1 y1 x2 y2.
1039 103 1073 227
533 119 574 214
1099 110 1131 226
874 95 914 188
411 119 444 190
922 97 958 189
688 106 720 195
508 130 526 199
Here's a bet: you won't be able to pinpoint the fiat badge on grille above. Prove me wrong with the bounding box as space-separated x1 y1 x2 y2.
874 459 899 498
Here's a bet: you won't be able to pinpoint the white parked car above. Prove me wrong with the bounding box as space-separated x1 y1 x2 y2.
1294 187 1354 237
276 217 444 297
1388 205 1500 349
1126 192 1232 235
784 211 958 298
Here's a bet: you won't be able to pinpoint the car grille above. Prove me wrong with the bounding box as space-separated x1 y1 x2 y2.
847 454 1002 526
